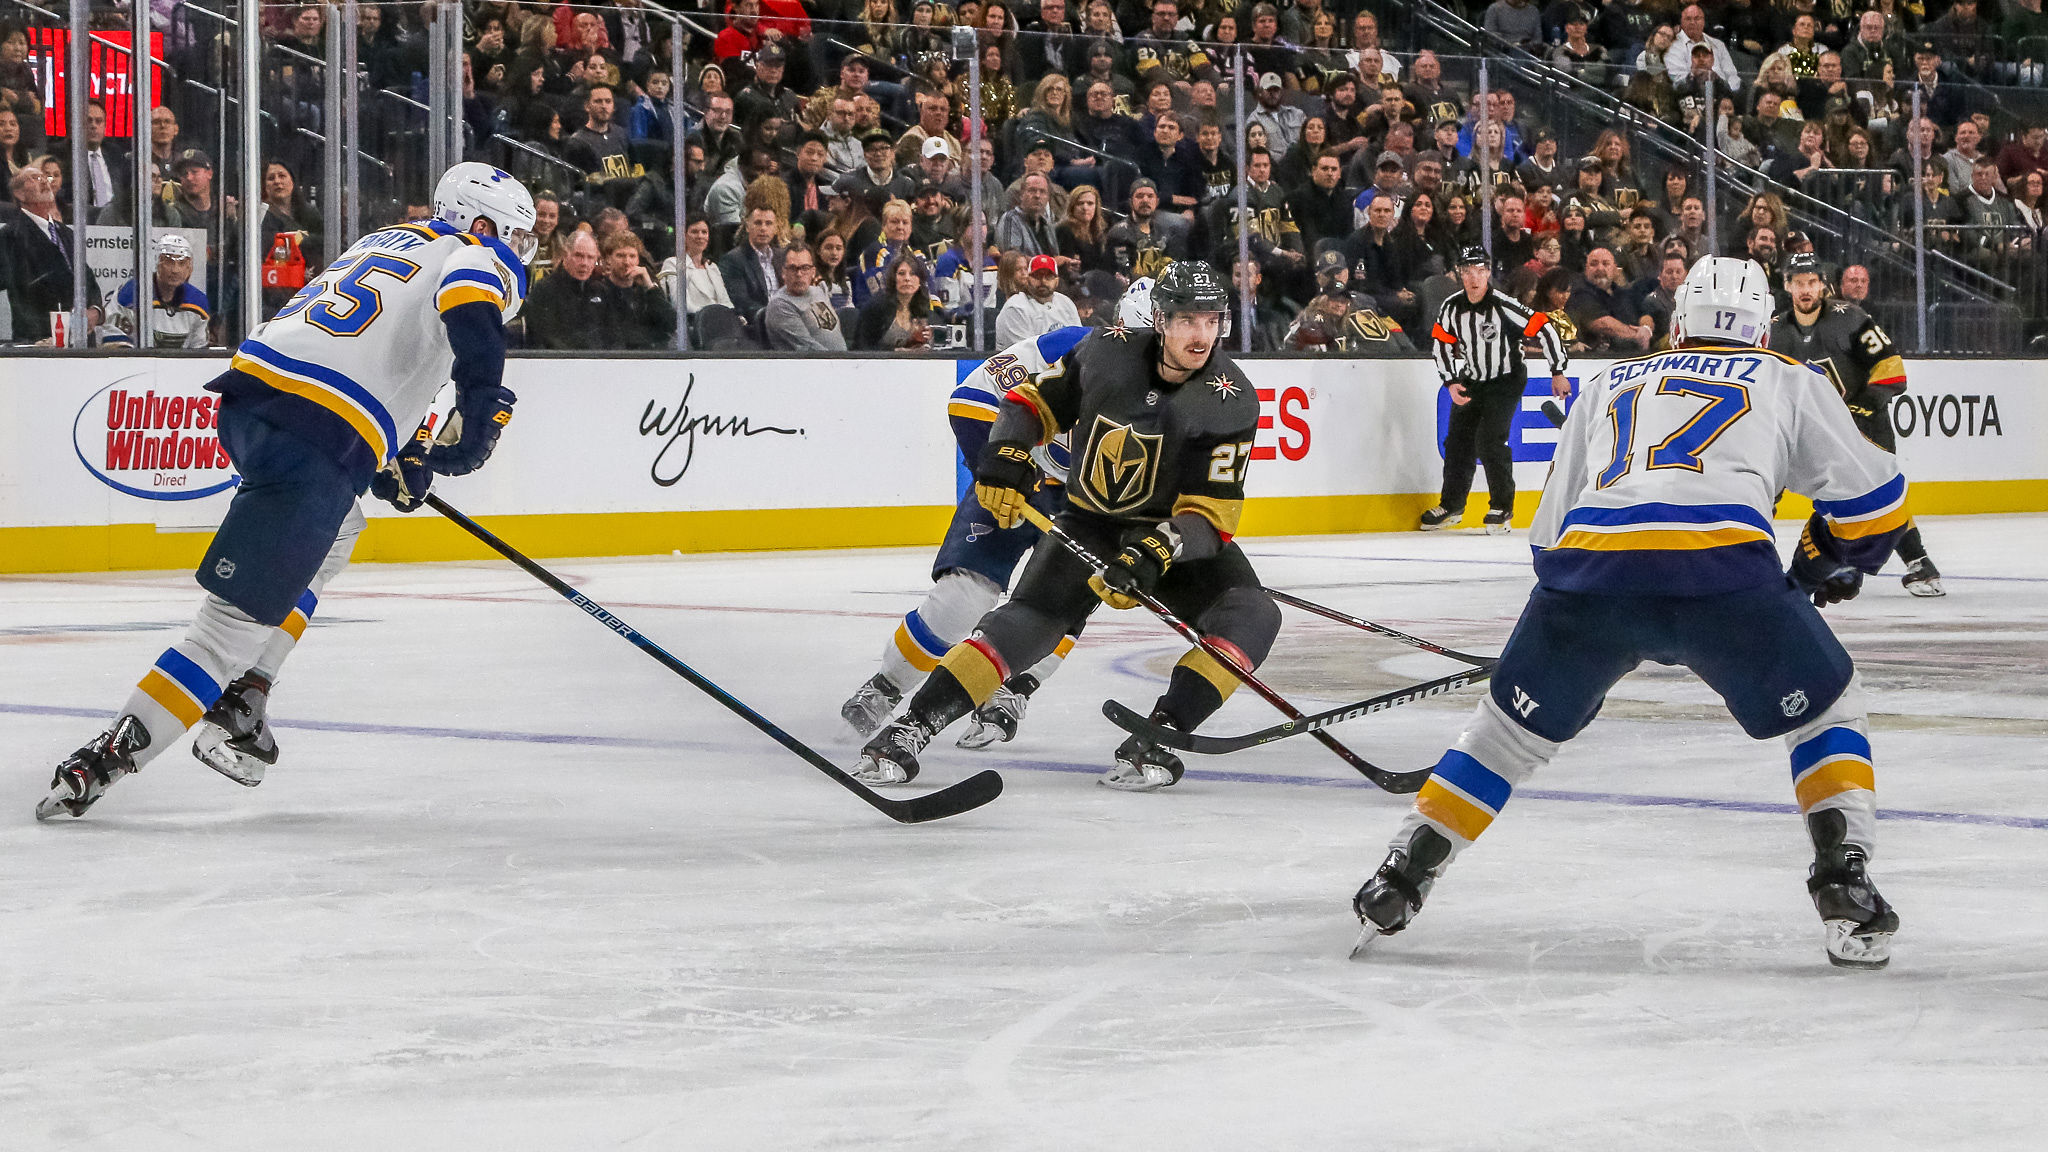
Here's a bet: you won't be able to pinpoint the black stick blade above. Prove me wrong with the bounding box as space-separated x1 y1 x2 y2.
876 770 1005 824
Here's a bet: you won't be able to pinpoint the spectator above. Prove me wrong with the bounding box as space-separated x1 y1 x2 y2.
565 84 633 183
1137 114 1203 214
1945 120 1990 197
996 254 1082 345
1016 75 1085 181
1567 246 1650 351
896 87 963 175
1549 8 1610 87
1909 42 1967 129
707 145 774 232
1346 191 1424 329
75 101 128 225
1290 153 1353 256
1841 12 1907 89
694 94 745 185
144 106 188 196
522 230 608 349
855 198 914 309
764 244 848 351
1838 263 1872 305
1056 184 1115 280
1745 224 1782 282
816 231 855 312
835 130 915 208
257 160 323 318
1998 125 2048 196
1665 5 1739 91
1482 0 1545 48
720 205 785 319
735 44 801 134
1925 0 1995 79
854 253 938 351
101 233 208 350
1247 73 1307 163
1107 178 1191 281
1614 208 1662 282
664 218 738 335
1959 156 2023 269
996 172 1061 258
628 69 677 144
596 233 678 349
1192 119 1236 206
1637 252 1690 346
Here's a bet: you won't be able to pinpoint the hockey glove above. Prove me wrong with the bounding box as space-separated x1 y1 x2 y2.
427 385 517 477
974 440 1039 529
1789 513 1863 608
1089 522 1182 611
369 424 434 513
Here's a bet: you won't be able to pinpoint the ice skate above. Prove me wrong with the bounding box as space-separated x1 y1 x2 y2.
190 674 279 787
1806 811 1898 970
36 716 151 821
1350 824 1454 958
1902 557 1945 598
1483 509 1511 535
1101 713 1185 792
1417 505 1453 531
839 673 903 738
957 681 1029 749
854 715 934 784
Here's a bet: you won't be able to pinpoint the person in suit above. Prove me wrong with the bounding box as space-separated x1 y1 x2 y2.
718 204 784 323
1 165 102 343
76 100 132 225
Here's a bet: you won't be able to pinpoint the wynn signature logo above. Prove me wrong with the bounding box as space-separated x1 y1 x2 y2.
637 373 804 487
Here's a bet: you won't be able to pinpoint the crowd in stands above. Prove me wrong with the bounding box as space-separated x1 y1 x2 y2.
5 0 2048 351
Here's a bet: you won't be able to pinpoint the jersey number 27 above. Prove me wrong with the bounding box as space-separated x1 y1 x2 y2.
1596 376 1752 488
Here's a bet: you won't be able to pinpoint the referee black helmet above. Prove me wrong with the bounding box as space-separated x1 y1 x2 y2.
1455 245 1489 268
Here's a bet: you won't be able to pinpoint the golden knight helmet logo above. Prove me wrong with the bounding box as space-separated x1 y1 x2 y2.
1083 415 1163 515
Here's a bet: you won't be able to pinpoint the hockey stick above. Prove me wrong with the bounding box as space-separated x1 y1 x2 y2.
425 495 1002 824
1102 658 1494 756
1017 505 1432 795
1257 588 1494 667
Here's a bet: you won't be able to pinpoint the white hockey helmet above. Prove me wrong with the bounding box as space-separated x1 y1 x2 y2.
1670 255 1774 347
1118 276 1156 329
433 162 539 263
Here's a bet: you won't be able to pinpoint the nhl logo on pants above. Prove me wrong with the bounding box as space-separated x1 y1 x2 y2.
1781 689 1809 717
214 558 237 580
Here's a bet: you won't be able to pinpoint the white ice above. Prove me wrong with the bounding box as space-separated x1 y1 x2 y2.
3 517 2045 1151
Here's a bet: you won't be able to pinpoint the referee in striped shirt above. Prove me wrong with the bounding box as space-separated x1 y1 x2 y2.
1421 245 1571 534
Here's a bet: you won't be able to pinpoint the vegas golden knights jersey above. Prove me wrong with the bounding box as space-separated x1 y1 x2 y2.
1002 325 1260 541
1771 300 1907 444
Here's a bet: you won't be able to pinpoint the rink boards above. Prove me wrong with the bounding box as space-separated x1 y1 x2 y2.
3 354 2045 572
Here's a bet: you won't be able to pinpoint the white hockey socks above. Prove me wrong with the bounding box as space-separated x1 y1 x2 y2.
1783 674 1879 854
878 569 1000 693
119 594 275 767
249 501 365 685
1393 694 1562 864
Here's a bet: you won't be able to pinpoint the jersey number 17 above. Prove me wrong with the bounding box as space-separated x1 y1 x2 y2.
1596 376 1753 489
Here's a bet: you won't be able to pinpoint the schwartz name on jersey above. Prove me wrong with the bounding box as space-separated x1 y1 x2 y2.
1533 345 1909 596
224 219 529 471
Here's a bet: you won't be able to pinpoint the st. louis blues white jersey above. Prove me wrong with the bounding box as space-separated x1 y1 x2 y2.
948 327 1086 483
1532 344 1909 595
229 219 527 463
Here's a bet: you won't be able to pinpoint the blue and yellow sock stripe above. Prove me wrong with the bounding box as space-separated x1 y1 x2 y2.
280 588 319 641
1790 726 1875 811
891 610 950 674
136 647 221 730
1414 750 1513 842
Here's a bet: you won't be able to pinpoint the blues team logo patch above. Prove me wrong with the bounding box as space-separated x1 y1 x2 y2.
1081 415 1163 515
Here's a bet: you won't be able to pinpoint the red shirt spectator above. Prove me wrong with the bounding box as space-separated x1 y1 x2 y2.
1996 126 2048 195
714 0 765 65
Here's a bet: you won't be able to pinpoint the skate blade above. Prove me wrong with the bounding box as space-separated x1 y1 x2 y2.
956 726 1010 750
849 760 913 786
191 727 265 787
1823 920 1893 970
34 787 83 822
1903 578 1945 598
1348 924 1388 960
1098 767 1173 792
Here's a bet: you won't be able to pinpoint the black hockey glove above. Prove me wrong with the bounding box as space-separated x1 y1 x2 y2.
974 440 1039 529
1090 522 1182 611
369 424 434 513
428 384 517 477
1789 513 1863 608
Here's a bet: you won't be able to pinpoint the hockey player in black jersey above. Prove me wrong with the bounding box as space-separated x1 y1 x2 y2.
853 261 1283 792
1773 253 1945 596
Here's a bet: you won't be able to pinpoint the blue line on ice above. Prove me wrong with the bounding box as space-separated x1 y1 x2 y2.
6 701 2042 831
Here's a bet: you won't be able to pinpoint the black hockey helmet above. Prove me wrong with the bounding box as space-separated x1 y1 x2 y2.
1455 244 1490 268
1783 251 1823 284
1152 260 1231 315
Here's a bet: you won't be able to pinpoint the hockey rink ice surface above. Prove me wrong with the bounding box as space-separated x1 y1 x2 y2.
3 516 2045 1151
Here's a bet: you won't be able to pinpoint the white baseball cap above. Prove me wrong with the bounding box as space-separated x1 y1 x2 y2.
921 136 954 160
